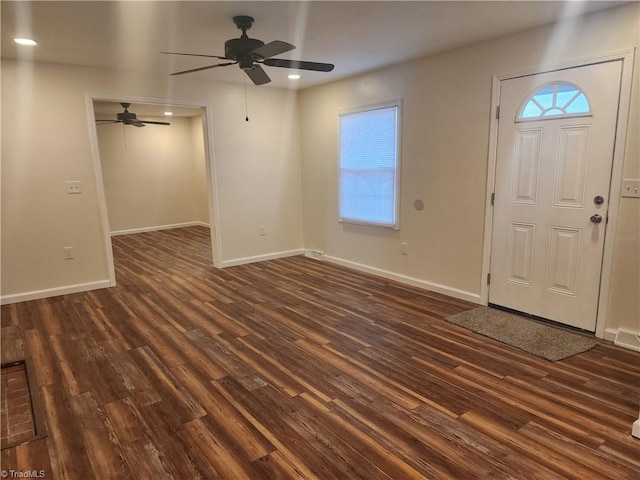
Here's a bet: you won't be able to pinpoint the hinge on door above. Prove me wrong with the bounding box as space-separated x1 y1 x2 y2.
487 273 491 285
496 105 500 120
491 192 495 206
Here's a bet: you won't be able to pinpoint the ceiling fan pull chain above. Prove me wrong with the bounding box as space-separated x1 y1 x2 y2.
244 74 249 122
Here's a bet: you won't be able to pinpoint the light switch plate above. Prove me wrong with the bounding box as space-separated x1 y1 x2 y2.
621 179 640 198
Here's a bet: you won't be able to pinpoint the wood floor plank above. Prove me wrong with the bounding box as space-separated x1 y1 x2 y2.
128 346 203 418
1 226 638 479
39 383 96 479
169 362 276 461
22 329 59 387
67 391 132 478
183 416 262 479
212 375 350 479
459 409 572 480
172 426 225 479
213 333 307 397
12 438 53 477
251 450 313 480
115 398 208 479
299 392 428 479
519 421 640 480
1 324 25 363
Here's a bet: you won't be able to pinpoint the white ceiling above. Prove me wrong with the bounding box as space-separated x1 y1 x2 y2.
2 0 628 92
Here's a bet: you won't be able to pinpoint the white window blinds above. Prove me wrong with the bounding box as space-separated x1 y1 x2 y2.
339 103 400 228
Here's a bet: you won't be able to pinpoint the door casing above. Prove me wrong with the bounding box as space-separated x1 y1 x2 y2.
480 48 636 339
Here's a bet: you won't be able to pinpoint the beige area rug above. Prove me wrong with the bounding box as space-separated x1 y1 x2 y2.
446 306 599 361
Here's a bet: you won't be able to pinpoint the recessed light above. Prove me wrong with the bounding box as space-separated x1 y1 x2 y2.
14 38 37 46
288 74 301 80
164 111 173 116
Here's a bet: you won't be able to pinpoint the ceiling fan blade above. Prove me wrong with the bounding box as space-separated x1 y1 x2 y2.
161 51 229 60
131 121 146 127
170 61 237 76
141 120 171 126
250 40 295 59
245 65 271 85
263 58 334 72
96 120 122 124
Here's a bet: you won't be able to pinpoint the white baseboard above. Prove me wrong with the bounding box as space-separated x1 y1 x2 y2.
1 280 113 305
323 255 482 304
603 328 618 343
221 249 305 268
111 221 209 236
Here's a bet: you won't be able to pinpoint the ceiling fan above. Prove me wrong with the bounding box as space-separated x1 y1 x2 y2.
161 15 335 85
95 103 171 127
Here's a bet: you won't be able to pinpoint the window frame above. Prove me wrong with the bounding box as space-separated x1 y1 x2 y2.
337 99 402 230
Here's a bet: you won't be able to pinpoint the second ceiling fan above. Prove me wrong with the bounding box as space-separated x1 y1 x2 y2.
162 15 334 85
96 103 171 127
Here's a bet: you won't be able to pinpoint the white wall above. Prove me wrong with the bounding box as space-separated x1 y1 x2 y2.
97 114 209 234
1 61 303 300
298 3 639 333
190 115 210 225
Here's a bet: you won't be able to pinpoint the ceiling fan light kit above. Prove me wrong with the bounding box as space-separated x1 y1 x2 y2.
162 15 334 85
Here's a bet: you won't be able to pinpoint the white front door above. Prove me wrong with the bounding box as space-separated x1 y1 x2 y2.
489 61 622 331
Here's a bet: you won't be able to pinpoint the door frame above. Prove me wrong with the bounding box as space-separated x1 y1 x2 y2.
85 93 224 286
480 48 636 338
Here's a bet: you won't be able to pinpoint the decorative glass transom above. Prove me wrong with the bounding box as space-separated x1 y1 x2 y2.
518 82 591 120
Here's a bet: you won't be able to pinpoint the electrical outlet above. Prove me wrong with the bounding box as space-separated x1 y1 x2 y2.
66 181 82 194
621 179 640 198
63 246 74 260
259 225 266 236
401 242 408 255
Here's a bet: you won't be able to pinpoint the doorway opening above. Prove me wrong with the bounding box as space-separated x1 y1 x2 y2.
88 96 221 285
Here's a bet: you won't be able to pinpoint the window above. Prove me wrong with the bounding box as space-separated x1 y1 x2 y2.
518 82 591 121
339 101 400 229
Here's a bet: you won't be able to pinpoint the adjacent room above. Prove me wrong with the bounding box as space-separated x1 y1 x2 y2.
93 101 210 236
1 1 639 478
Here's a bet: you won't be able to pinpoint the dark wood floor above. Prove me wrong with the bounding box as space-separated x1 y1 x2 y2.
1 226 639 479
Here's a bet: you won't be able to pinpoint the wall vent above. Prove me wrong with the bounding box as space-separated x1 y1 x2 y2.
614 328 640 352
305 249 324 260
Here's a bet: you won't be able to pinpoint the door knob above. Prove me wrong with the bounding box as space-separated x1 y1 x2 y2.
590 214 603 224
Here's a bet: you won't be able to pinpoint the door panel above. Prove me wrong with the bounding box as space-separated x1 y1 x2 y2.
489 61 622 331
554 126 590 207
506 222 535 285
546 227 580 296
512 129 542 204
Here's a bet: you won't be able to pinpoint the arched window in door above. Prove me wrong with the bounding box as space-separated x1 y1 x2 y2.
517 82 591 121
